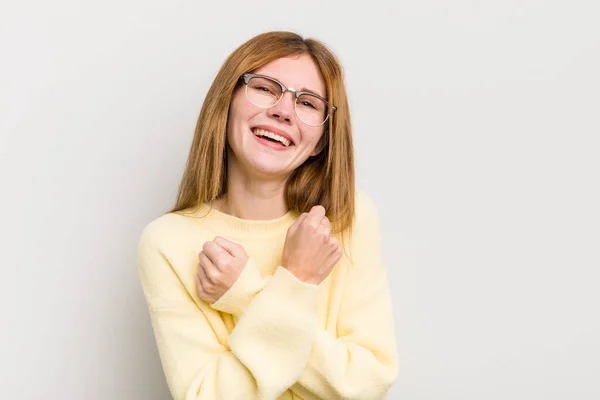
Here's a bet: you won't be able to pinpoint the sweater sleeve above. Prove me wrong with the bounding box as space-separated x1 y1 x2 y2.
196 194 400 399
289 194 399 399
137 225 321 400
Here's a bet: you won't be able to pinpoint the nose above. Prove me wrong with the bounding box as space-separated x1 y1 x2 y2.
266 90 295 124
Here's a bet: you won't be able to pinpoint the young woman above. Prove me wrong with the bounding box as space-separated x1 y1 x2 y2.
138 31 399 400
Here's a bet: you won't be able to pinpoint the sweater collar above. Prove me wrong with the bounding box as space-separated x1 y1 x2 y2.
181 203 297 240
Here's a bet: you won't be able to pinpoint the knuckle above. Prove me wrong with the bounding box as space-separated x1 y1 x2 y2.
296 213 308 223
198 271 208 284
199 259 208 270
218 256 232 269
196 283 206 297
205 268 218 283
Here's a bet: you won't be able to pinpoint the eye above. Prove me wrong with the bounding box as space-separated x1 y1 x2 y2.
300 100 317 109
255 85 276 95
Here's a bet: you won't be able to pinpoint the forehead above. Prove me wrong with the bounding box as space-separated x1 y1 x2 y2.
253 54 326 97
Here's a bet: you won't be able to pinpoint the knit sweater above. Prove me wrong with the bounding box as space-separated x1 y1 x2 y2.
137 190 399 400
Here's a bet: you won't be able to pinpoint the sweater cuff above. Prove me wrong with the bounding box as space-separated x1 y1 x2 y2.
263 266 321 312
227 266 321 387
211 258 267 316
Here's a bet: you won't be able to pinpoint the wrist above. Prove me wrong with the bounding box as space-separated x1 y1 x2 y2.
211 258 267 316
282 265 321 285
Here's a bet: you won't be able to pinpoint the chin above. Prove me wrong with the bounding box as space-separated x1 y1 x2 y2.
250 162 292 178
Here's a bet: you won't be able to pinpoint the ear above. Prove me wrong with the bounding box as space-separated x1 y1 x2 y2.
310 130 328 157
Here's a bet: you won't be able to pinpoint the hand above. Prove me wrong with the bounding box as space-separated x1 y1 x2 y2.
196 237 248 303
282 205 342 285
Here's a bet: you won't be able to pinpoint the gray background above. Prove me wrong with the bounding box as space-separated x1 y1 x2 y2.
1 0 599 399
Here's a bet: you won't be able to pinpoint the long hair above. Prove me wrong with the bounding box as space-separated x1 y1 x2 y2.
170 31 355 233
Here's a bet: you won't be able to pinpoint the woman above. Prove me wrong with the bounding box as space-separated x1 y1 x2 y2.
137 31 398 400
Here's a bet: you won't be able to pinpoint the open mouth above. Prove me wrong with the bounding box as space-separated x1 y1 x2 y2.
252 128 293 147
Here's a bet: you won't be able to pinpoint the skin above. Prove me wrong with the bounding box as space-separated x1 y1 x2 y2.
196 54 342 303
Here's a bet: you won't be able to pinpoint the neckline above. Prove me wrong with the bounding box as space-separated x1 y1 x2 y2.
178 203 297 240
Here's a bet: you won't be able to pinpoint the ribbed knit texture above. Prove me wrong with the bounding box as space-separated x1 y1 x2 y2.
137 190 399 400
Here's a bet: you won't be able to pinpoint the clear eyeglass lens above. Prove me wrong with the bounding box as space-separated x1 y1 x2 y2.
246 76 328 126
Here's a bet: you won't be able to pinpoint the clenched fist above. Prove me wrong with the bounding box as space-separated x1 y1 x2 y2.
196 237 248 303
282 205 342 285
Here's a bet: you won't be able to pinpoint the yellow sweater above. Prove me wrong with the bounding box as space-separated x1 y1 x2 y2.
137 190 399 400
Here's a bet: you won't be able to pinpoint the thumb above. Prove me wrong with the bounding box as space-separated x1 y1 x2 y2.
214 236 245 258
289 212 308 232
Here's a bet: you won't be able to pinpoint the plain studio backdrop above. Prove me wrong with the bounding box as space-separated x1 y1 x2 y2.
1 0 599 399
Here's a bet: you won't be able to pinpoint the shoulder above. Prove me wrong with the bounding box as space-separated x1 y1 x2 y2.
343 189 385 267
139 212 185 246
339 188 383 251
137 210 206 256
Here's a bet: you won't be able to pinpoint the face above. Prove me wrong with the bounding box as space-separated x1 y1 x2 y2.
226 54 327 180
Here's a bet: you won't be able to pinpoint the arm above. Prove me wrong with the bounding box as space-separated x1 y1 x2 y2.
209 195 400 399
137 224 321 400
218 257 398 400
290 204 398 399
292 195 399 399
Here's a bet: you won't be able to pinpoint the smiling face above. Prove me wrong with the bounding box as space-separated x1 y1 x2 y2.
225 54 327 180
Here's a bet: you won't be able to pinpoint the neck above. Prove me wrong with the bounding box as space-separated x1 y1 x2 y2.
213 156 289 220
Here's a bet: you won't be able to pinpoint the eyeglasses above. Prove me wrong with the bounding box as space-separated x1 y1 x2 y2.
241 73 336 127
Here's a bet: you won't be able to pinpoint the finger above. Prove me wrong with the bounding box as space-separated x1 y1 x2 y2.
306 205 326 228
202 240 218 259
202 241 229 270
289 212 308 233
196 276 215 303
319 225 331 237
309 205 326 219
214 236 245 258
196 274 208 300
329 236 343 257
317 217 331 237
328 235 340 248
198 252 215 285
295 212 309 225
320 217 331 231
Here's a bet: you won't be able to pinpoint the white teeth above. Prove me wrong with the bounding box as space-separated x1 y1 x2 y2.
253 129 291 147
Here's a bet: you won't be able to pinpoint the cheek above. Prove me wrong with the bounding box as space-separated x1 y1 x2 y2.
227 93 252 138
304 127 326 147
229 94 261 128
228 92 245 122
